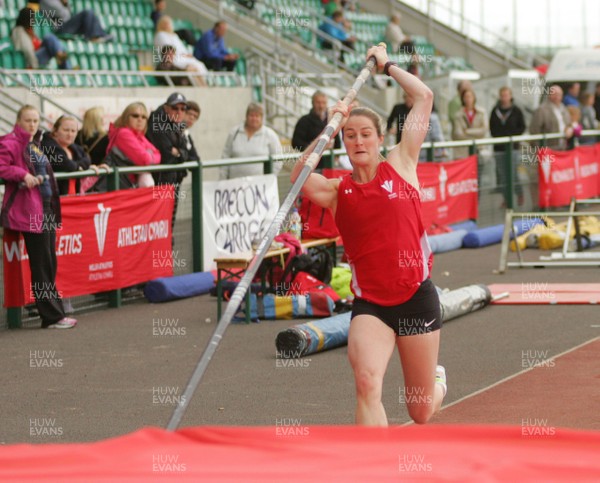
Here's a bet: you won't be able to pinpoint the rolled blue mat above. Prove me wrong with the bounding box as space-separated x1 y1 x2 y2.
275 312 351 358
462 218 544 248
448 220 477 232
144 272 215 302
428 230 468 253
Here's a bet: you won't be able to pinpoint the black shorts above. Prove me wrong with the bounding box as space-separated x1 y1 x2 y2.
351 279 442 336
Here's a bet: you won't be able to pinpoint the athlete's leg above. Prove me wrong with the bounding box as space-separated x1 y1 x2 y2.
396 329 445 424
348 314 396 426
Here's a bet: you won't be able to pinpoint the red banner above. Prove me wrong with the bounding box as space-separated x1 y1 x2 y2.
417 155 479 231
538 144 600 208
3 186 175 307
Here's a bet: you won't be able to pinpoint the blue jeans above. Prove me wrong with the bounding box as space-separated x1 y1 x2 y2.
36 34 71 69
56 9 107 39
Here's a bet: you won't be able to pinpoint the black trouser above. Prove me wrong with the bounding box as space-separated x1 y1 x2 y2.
203 57 237 72
22 201 65 327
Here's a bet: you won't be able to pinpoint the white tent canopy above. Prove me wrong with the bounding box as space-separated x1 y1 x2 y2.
545 48 600 82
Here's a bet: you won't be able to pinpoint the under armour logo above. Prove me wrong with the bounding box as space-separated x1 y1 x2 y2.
345 188 353 194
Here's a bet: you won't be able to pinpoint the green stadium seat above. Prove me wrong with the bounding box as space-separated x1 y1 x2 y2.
87 54 100 70
0 19 11 39
12 51 26 69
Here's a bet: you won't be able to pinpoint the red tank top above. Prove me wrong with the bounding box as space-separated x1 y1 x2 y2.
335 161 433 306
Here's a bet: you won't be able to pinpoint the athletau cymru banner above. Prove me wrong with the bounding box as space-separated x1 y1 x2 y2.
417 155 479 231
537 144 600 208
203 174 279 271
3 186 175 307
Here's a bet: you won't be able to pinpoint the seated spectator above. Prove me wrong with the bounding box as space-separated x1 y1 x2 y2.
155 16 207 86
452 89 488 159
291 90 340 169
580 92 598 131
319 10 356 64
0 105 77 329
146 92 191 237
39 0 113 42
11 7 71 69
40 115 92 195
529 85 573 150
76 106 109 166
151 0 197 46
155 45 192 86
221 102 283 179
562 82 580 108
107 102 161 188
193 21 239 72
384 13 407 53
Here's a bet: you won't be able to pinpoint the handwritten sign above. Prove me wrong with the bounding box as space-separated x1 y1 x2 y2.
203 174 279 270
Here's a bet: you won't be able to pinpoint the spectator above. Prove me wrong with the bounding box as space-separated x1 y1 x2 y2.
193 20 239 72
39 0 113 42
146 93 190 235
384 13 407 53
567 106 583 146
11 7 71 69
420 104 446 162
155 45 192 86
452 89 488 159
40 115 92 195
447 79 472 125
580 92 598 131
76 106 109 166
291 90 340 169
529 85 573 150
319 10 356 64
183 100 201 162
489 86 526 206
221 102 283 179
594 83 600 122
562 82 580 107
108 102 161 188
155 15 207 86
151 0 197 46
0 105 77 329
386 91 412 145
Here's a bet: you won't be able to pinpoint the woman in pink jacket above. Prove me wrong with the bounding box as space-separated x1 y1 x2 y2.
107 102 161 188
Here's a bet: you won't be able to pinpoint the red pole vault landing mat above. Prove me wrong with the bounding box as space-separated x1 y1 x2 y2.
1 425 599 482
489 283 600 304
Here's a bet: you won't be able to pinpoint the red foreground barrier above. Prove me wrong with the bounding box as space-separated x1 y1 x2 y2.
1 425 598 482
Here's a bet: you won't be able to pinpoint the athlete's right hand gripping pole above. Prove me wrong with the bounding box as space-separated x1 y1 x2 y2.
166 43 386 432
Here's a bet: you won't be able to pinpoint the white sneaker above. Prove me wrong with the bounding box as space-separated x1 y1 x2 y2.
435 365 447 397
46 317 77 329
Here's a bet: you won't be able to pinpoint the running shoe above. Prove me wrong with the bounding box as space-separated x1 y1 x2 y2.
435 365 447 397
46 317 78 329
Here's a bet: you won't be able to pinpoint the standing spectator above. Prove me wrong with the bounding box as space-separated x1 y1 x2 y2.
580 92 598 131
0 105 77 329
11 7 71 69
447 80 472 125
155 16 207 86
489 86 526 206
529 85 573 150
155 45 192 86
566 106 583 146
319 10 356 64
562 82 581 107
39 0 114 42
146 93 190 235
183 101 201 162
221 102 282 179
108 102 161 188
386 91 413 145
291 91 340 170
76 106 109 166
594 83 600 122
384 13 407 54
41 115 92 195
452 89 488 159
420 104 446 162
193 21 239 72
151 0 197 46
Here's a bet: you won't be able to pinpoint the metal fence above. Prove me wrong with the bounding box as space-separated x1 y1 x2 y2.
1 129 599 329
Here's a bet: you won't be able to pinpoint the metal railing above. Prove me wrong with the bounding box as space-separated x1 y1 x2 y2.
1 129 599 328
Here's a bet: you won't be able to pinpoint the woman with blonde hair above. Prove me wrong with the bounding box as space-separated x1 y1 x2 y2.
106 102 161 188
76 106 109 166
154 15 207 86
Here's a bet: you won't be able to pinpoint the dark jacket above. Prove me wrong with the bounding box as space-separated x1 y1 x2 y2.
145 105 189 185
386 103 412 144
0 126 61 233
292 109 340 170
489 102 526 152
41 132 91 195
76 130 109 166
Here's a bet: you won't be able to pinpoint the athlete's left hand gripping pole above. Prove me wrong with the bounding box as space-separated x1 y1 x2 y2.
166 43 386 431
